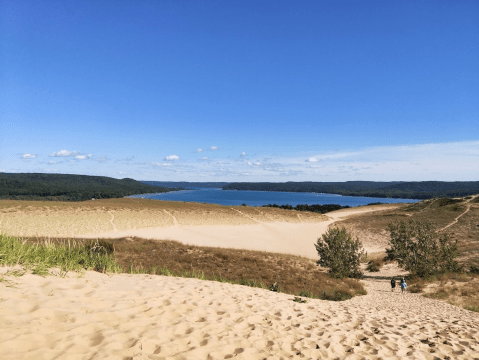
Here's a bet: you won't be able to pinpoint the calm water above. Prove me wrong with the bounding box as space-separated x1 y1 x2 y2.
129 188 419 207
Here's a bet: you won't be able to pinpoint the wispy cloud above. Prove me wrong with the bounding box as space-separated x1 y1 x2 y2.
164 155 179 161
306 157 318 162
95 156 108 163
240 152 246 157
74 154 92 160
50 150 79 157
21 153 36 159
153 162 173 167
195 148 203 153
208 146 219 151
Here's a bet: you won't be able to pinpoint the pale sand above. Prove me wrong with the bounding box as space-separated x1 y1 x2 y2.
79 205 400 259
1 265 478 359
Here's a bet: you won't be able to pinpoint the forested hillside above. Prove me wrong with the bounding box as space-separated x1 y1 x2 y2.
142 181 229 188
0 173 174 201
222 181 479 199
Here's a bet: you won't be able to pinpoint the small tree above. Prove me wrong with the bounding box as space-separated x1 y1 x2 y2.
315 227 366 278
386 220 461 277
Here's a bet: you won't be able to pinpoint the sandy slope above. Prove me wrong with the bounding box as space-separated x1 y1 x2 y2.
80 205 400 259
1 266 478 360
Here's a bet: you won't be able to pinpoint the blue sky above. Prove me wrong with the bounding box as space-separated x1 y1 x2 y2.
1 0 478 181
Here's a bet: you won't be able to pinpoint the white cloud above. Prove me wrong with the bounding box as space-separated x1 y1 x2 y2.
21 153 36 159
195 148 203 153
240 152 246 157
50 150 79 157
208 146 219 150
164 155 179 161
200 157 209 160
306 157 318 162
74 155 91 160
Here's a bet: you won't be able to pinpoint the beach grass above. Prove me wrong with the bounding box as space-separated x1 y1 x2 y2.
408 272 479 312
0 234 121 275
2 234 366 301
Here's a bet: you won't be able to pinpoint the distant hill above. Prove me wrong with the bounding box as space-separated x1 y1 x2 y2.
222 181 479 199
142 181 230 188
0 173 174 201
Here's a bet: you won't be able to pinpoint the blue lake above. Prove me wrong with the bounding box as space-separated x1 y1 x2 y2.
129 188 419 207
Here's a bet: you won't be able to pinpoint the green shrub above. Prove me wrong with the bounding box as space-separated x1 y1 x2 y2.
315 227 366 278
386 220 462 278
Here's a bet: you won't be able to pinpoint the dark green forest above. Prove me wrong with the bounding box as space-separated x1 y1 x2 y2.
262 203 350 214
222 181 479 199
0 173 174 201
141 181 229 188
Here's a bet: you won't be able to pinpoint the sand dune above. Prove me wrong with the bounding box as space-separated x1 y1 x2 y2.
2 200 477 359
0 199 397 258
1 265 478 359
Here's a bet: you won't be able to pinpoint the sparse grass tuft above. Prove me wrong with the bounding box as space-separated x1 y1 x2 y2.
293 296 307 303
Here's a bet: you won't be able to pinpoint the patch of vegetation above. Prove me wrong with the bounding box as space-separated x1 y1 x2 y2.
15 236 367 301
434 198 464 207
0 235 120 274
293 296 307 303
386 220 462 277
0 173 175 201
408 273 479 311
470 264 479 275
262 203 350 214
366 259 382 272
315 227 366 279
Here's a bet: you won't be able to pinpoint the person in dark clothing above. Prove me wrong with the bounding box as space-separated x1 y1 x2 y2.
391 277 396 292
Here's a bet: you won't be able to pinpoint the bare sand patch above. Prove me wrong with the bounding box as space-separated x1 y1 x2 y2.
1 268 478 359
0 199 327 238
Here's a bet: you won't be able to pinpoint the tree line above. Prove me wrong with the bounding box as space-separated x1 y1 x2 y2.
262 203 350 213
223 181 479 199
0 173 175 202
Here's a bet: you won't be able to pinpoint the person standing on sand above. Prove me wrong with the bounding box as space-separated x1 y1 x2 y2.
400 278 407 294
391 277 396 292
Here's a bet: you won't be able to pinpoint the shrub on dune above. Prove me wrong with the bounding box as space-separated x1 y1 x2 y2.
315 227 366 279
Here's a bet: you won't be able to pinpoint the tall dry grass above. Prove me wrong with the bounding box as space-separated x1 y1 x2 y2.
17 236 366 301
